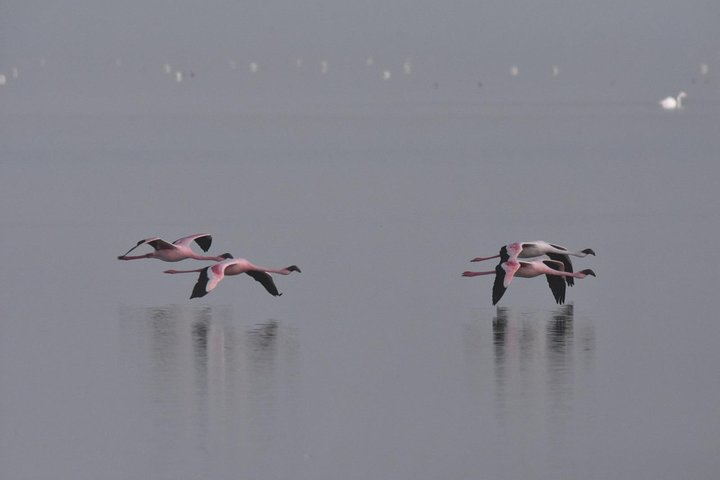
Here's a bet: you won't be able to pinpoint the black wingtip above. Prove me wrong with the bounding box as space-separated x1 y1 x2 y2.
190 286 208 299
194 235 213 252
189 267 210 299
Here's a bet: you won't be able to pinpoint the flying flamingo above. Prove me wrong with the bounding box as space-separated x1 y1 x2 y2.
659 91 687 110
117 234 227 262
462 259 596 305
164 254 301 298
470 241 595 286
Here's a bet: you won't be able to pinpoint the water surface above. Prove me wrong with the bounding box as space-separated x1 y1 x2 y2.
1 89 719 479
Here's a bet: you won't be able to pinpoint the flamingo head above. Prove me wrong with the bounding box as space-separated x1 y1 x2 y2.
579 269 596 277
678 91 688 99
218 253 234 260
286 265 301 273
581 248 596 256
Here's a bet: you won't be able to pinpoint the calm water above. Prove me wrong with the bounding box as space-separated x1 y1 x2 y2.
1 81 719 479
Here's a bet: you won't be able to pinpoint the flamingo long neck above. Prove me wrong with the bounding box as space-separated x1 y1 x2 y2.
255 266 293 275
676 94 684 108
187 252 222 261
546 247 589 258
544 267 585 278
118 253 153 260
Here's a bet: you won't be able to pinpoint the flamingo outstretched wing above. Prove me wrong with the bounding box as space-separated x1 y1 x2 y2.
542 260 567 304
492 262 519 305
245 270 282 296
190 262 226 298
173 234 213 252
120 237 172 256
546 249 575 287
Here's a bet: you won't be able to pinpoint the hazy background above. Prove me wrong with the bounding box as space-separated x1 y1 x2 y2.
2 0 720 109
1 2 719 480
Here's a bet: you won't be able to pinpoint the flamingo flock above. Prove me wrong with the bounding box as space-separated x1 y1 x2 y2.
118 234 301 298
463 241 596 305
118 234 596 307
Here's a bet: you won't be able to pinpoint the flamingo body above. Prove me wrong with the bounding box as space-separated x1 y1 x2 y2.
463 259 596 305
164 255 301 298
117 234 225 262
471 241 595 286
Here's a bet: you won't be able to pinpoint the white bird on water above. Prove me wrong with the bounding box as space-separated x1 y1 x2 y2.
659 91 687 110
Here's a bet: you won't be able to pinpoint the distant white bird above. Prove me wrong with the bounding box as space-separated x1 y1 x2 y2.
403 59 412 75
700 63 709 76
249 62 259 73
659 91 687 110
320 60 328 74
382 70 391 80
0 74 6 86
510 65 519 77
552 65 560 77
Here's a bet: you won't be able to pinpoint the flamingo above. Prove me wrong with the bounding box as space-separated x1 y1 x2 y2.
659 91 687 110
117 234 226 262
463 259 596 305
164 254 301 298
470 241 595 286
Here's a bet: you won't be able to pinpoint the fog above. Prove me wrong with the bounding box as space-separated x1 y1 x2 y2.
1 2 720 479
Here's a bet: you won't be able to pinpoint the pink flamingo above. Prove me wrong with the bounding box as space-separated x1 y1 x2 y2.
117 234 227 262
164 254 301 298
470 241 595 286
463 259 595 305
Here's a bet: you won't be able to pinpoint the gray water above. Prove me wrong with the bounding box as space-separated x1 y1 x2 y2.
1 70 719 479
